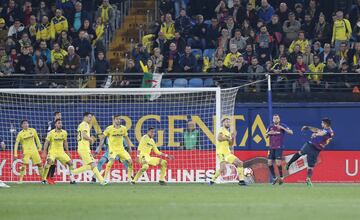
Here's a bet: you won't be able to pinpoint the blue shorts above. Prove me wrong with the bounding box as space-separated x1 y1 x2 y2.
300 142 320 168
268 148 283 160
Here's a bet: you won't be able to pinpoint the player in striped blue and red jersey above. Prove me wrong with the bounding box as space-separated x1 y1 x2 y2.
266 114 293 185
286 118 334 186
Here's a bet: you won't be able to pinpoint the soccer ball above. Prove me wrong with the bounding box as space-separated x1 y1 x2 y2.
243 167 254 177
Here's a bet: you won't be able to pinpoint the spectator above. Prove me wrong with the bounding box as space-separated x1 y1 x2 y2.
73 30 92 73
336 62 352 89
350 0 360 27
292 55 310 93
161 13 175 40
229 29 247 52
301 14 314 39
81 19 97 44
93 17 105 47
312 41 323 55
21 1 33 26
233 54 248 73
7 19 24 40
92 51 110 86
210 47 226 69
97 0 115 30
308 54 325 88
302 45 314 66
247 57 264 92
221 16 238 37
34 58 50 87
288 44 303 64
181 121 200 150
36 16 52 42
276 2 289 24
243 44 257 64
16 46 34 74
337 42 349 65
306 0 320 20
288 31 309 54
319 43 335 63
159 0 174 16
0 0 21 27
188 15 207 50
224 44 241 69
0 47 8 67
17 32 32 52
57 31 73 51
150 47 164 72
244 2 257 28
211 58 225 73
124 58 139 84
0 18 8 46
241 19 252 37
283 12 301 46
51 42 68 67
63 45 81 74
174 8 192 38
154 32 168 55
206 18 220 49
218 28 230 52
164 42 181 72
174 0 186 18
0 59 14 77
331 11 352 52
70 2 90 34
256 25 273 64
50 9 69 40
179 46 197 72
348 42 360 72
267 15 282 55
352 18 360 42
169 31 186 54
271 55 292 90
131 43 150 70
230 0 246 25
26 15 38 42
294 3 305 23
36 1 52 22
258 0 274 24
56 0 75 18
313 13 331 45
323 57 339 89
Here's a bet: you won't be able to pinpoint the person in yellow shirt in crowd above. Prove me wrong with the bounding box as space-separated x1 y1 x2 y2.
36 16 52 42
288 31 309 54
160 13 175 40
224 44 241 69
51 42 68 66
97 0 114 30
308 54 325 87
332 10 352 52
93 17 105 46
50 9 68 40
14 120 43 183
132 127 174 185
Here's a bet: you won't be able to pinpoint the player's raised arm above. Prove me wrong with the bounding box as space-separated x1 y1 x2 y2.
301 126 319 132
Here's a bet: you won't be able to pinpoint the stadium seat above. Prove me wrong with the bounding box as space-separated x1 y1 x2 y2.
161 79 173 88
188 78 204 87
173 78 188 88
192 49 203 60
204 78 215 87
203 49 215 60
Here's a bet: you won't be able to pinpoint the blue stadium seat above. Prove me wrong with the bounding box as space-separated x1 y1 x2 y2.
204 78 215 87
161 79 173 88
192 49 203 60
173 78 188 88
203 49 215 59
188 78 204 87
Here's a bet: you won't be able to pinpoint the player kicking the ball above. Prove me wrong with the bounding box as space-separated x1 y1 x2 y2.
286 118 334 186
131 127 173 185
97 115 134 183
41 119 75 184
266 114 293 185
14 120 43 183
210 117 246 186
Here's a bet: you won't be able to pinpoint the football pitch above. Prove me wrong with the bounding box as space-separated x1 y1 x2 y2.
1 183 359 220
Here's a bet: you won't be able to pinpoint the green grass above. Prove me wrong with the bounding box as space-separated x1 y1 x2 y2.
1 183 360 220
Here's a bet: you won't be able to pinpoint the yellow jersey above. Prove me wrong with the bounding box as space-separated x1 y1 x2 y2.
103 125 128 152
77 121 91 151
308 63 326 81
332 19 352 42
137 134 162 157
51 49 68 66
46 129 67 153
216 127 231 155
50 16 68 39
14 128 41 155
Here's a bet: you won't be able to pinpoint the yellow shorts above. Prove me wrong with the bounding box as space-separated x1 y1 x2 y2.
78 150 95 165
109 150 131 161
23 151 42 165
48 151 71 165
138 155 161 166
217 153 238 164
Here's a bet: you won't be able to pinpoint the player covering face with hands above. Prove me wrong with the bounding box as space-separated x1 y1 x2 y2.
210 117 246 186
41 119 75 184
132 127 174 185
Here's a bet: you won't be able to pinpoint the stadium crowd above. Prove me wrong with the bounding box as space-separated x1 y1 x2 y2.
132 0 360 91
0 0 116 87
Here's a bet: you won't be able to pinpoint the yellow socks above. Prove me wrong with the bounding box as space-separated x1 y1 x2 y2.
237 166 244 181
212 170 220 182
127 162 133 181
104 160 114 180
92 167 104 183
159 160 167 182
19 165 26 182
72 164 91 174
133 164 149 182
42 164 51 180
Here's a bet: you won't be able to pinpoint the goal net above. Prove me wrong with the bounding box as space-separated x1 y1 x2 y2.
0 88 241 183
